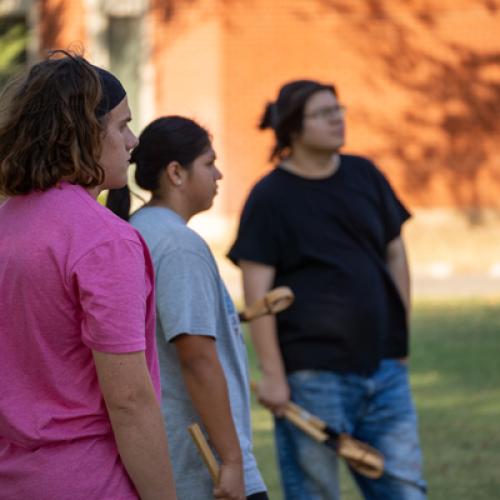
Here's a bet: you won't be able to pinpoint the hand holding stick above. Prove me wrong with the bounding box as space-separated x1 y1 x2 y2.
251 382 384 479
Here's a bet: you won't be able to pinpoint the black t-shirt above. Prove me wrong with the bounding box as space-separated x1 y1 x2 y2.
228 155 411 375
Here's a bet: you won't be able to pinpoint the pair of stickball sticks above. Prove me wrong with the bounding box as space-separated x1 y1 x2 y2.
188 287 385 482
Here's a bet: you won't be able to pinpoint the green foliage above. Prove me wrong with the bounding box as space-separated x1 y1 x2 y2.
0 17 28 88
247 298 500 499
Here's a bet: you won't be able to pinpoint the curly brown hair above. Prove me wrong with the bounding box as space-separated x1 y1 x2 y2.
0 51 106 196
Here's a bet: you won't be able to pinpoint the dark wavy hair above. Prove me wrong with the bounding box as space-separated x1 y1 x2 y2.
260 79 337 160
0 51 106 196
106 116 211 220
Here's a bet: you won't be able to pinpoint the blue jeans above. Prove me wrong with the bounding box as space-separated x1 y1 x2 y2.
274 360 427 500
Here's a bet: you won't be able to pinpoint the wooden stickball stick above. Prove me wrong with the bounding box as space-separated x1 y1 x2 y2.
188 423 220 483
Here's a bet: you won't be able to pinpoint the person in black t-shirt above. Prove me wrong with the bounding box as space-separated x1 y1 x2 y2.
228 80 427 500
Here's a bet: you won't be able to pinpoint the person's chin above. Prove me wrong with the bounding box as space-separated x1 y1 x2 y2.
332 137 345 150
118 168 130 187
317 144 342 154
106 177 128 191
204 197 215 211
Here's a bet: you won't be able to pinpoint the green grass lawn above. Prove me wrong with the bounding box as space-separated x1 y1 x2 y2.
247 298 500 499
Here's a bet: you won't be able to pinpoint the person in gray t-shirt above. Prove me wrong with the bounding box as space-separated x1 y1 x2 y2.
106 116 267 500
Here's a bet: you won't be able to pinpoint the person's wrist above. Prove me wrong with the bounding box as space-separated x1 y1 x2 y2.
220 456 243 466
262 372 287 388
219 447 243 466
261 364 286 380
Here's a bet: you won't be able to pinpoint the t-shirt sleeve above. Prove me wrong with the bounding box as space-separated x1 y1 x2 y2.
228 184 280 267
372 165 411 243
73 239 150 353
155 249 219 342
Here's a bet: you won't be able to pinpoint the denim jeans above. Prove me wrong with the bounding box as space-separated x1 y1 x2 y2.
274 360 427 500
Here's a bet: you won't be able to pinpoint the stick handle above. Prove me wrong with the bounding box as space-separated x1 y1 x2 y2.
286 401 327 431
249 381 327 442
188 423 220 483
283 407 329 442
239 286 294 321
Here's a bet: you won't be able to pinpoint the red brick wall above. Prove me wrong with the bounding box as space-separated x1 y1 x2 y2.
40 0 500 213
219 0 500 213
38 0 86 54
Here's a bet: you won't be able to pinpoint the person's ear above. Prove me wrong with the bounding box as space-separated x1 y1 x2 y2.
165 161 185 187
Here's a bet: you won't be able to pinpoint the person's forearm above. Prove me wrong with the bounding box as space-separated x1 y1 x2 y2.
181 357 242 465
240 260 289 413
247 315 287 380
107 395 176 500
387 245 411 320
241 263 286 381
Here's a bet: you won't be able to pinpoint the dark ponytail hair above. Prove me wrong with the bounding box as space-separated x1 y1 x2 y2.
106 116 211 220
260 79 336 161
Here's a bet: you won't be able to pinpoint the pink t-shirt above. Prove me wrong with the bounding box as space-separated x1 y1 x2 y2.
0 183 160 499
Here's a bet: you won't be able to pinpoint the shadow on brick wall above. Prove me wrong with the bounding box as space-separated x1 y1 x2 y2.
314 0 500 218
153 0 500 218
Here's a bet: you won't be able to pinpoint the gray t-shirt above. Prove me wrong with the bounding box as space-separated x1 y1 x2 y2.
130 206 265 499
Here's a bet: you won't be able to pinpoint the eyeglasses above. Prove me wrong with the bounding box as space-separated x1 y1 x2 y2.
304 104 346 120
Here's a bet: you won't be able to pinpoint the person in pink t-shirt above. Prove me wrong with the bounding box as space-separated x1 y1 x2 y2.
0 52 176 499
